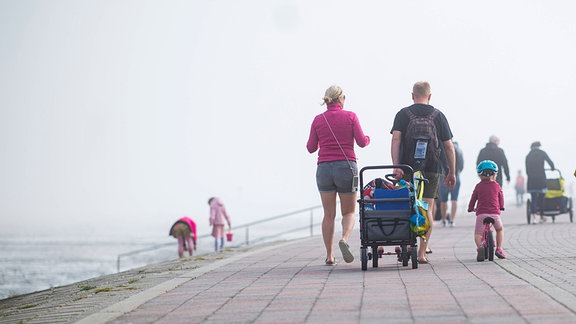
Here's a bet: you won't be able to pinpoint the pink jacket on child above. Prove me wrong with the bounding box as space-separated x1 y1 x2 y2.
209 197 231 227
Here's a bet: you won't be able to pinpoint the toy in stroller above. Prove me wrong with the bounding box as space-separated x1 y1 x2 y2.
526 169 573 223
358 164 428 271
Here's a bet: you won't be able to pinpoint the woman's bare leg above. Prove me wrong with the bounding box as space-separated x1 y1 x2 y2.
320 191 337 262
338 192 357 243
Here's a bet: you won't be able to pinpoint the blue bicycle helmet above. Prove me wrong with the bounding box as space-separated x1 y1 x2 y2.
477 160 498 176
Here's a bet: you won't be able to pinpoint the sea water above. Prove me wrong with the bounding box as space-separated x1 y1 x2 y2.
0 234 181 300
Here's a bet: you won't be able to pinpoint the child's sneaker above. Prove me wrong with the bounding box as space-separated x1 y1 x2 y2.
495 248 506 259
477 247 485 262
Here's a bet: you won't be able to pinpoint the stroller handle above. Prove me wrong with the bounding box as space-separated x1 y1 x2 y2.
359 164 415 191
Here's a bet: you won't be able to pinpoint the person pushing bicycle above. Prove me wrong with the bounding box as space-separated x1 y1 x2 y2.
468 160 506 261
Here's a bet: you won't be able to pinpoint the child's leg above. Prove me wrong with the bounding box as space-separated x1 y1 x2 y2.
495 227 504 249
214 238 219 251
177 236 185 258
220 238 224 250
474 233 483 248
185 236 194 256
474 215 484 248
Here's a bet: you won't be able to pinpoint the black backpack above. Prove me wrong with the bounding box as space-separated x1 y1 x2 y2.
403 107 440 171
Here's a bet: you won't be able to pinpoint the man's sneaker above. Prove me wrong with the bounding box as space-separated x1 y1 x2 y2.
495 248 506 259
442 220 446 227
450 221 455 227
477 247 485 262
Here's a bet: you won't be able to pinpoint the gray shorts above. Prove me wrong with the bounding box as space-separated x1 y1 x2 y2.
316 161 358 193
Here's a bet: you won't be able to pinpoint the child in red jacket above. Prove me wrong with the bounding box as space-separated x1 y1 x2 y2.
468 160 506 261
169 216 197 258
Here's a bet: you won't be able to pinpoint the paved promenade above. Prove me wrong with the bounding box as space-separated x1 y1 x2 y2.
2 202 576 323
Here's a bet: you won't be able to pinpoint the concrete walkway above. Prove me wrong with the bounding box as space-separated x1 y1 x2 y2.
2 202 576 323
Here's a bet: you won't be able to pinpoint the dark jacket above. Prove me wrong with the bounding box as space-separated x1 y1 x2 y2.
477 143 510 187
525 148 555 191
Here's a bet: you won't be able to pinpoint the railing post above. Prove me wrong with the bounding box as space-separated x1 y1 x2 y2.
245 226 249 246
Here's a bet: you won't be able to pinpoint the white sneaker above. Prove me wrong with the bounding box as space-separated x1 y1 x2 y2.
450 222 455 227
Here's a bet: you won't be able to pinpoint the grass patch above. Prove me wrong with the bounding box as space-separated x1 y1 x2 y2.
128 278 139 284
94 287 112 293
80 285 96 291
17 304 37 310
121 286 138 291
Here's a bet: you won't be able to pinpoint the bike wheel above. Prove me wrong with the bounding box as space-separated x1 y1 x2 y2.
487 230 495 261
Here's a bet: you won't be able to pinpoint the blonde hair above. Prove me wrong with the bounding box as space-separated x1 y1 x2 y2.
412 81 431 99
322 85 344 105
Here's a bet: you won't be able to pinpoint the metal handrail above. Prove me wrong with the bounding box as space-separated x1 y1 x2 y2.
117 204 325 272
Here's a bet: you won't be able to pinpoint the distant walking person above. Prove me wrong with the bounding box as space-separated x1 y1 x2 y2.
307 85 370 265
468 160 506 261
477 135 510 188
390 81 456 264
169 216 197 258
209 197 231 251
514 170 526 206
525 141 555 224
439 141 464 227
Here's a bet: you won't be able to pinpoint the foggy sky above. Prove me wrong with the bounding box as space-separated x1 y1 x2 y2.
1 0 575 238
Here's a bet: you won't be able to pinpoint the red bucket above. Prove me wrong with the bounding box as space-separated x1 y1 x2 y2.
226 232 233 242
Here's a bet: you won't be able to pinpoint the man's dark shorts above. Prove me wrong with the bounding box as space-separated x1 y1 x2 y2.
418 171 441 199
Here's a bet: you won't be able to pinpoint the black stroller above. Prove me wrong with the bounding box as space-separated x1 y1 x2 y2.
358 165 425 271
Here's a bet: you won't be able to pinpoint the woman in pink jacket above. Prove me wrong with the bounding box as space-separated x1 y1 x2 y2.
307 85 370 266
209 197 231 251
